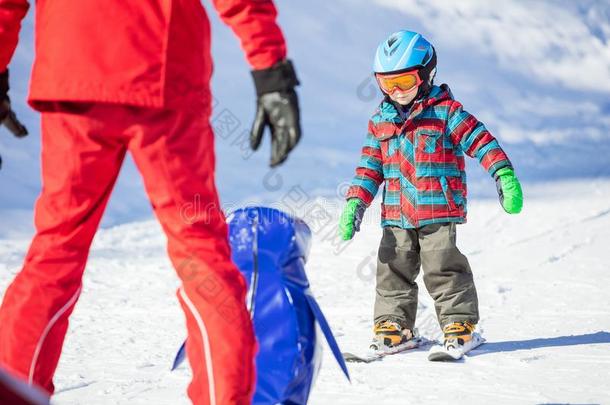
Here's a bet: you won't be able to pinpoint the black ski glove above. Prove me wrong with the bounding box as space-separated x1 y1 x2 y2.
0 69 28 170
250 59 301 167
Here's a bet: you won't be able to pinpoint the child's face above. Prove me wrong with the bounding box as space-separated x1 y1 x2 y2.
388 85 419 106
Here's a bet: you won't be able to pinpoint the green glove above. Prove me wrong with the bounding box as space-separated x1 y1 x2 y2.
494 167 523 214
339 198 366 241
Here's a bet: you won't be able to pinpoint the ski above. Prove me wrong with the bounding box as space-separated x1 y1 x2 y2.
427 333 485 362
343 336 429 363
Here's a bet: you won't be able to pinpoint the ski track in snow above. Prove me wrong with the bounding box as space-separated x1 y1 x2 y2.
1 180 610 404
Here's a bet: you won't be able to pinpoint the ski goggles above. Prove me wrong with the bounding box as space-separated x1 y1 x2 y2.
375 70 423 93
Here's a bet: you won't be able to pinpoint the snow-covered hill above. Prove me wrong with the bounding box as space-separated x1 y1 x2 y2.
1 180 609 404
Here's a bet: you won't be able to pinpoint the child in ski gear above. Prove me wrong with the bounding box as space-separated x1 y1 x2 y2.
0 1 300 403
339 30 523 351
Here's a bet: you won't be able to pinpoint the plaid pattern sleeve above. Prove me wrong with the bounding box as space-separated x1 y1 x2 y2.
447 101 512 176
345 121 384 206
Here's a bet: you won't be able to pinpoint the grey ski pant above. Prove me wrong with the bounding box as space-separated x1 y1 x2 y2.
374 223 479 329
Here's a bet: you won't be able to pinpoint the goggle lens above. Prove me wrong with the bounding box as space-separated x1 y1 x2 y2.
376 71 422 93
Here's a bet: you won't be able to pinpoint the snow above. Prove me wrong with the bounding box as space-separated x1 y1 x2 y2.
2 180 610 404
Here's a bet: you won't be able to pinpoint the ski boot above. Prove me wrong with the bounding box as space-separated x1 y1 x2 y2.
428 321 484 361
370 320 416 352
442 321 475 349
342 321 420 363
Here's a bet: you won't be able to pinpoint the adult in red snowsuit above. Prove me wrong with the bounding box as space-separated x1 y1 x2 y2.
0 1 301 404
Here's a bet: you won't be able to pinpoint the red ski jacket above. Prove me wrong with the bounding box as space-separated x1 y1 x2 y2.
0 0 287 109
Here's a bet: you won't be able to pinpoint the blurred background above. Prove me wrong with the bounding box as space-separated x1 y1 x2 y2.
1 0 609 238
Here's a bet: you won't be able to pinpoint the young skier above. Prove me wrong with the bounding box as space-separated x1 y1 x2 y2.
339 30 523 357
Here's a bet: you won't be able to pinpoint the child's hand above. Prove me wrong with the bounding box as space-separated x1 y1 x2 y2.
339 199 366 240
494 168 523 214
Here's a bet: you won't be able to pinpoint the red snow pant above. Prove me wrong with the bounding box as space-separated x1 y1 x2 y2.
0 102 256 405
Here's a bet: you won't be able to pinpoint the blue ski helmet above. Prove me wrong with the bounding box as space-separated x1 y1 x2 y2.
373 30 437 84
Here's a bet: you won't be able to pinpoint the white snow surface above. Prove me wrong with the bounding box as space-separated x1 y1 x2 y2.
1 180 610 404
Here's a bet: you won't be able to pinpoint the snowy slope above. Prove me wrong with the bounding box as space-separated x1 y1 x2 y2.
1 180 609 404
1 0 609 237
